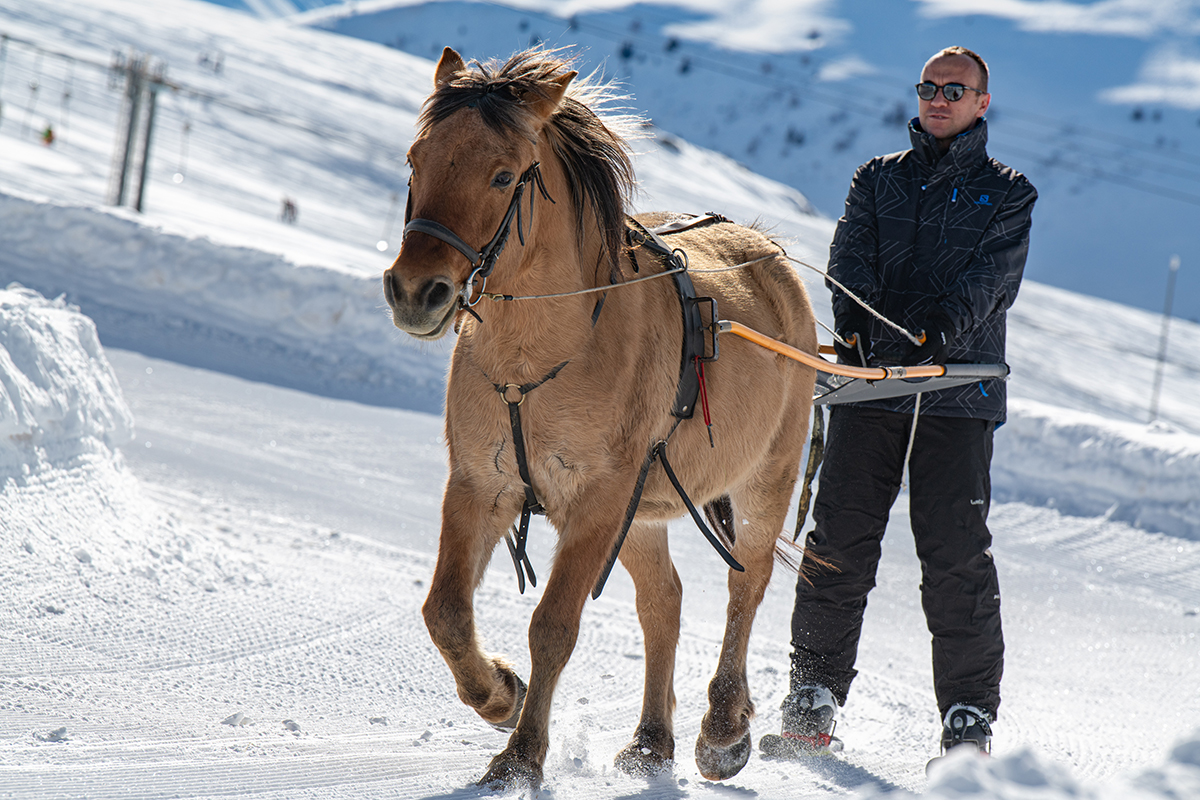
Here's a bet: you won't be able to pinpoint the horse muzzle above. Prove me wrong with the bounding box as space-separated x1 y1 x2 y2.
383 268 460 340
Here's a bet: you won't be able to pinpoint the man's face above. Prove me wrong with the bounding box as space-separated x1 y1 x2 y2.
918 54 991 146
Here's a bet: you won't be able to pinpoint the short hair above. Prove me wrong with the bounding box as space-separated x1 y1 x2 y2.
928 46 989 93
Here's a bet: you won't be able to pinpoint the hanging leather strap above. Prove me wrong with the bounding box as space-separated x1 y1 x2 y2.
494 360 570 593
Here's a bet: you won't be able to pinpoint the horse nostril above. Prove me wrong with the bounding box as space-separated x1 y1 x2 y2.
423 277 454 312
383 271 398 307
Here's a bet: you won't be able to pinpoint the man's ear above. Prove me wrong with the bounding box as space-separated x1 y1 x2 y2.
435 47 467 89
976 92 991 119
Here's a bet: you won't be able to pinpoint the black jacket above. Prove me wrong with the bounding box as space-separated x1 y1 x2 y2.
827 118 1037 422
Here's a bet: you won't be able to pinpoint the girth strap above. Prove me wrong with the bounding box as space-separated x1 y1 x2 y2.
625 216 720 420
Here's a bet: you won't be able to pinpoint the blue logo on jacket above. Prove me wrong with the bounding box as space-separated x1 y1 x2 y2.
976 194 993 206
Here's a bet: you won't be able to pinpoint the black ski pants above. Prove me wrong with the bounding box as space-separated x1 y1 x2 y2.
789 404 1004 718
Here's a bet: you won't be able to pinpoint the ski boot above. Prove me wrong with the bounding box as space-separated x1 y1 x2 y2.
927 703 992 773
759 685 843 759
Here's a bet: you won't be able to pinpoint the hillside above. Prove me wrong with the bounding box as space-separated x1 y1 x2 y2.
296 0 1200 325
1 1 1199 798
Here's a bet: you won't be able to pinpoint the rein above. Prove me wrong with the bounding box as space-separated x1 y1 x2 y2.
403 160 554 308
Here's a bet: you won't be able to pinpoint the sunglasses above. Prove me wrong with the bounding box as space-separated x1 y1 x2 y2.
915 81 985 102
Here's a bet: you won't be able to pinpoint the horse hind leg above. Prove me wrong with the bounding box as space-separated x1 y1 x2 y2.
695 475 795 780
613 521 681 777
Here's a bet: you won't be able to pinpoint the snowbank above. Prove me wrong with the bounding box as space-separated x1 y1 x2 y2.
0 191 450 412
0 284 133 473
995 398 1200 540
869 727 1200 799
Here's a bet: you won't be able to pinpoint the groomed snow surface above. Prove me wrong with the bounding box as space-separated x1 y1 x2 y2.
3 287 1199 800
1 0 1199 797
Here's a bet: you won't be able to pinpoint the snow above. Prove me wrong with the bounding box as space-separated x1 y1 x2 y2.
0 286 133 469
293 0 1200 327
1 0 1199 798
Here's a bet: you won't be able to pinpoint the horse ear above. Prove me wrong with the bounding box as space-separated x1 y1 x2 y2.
435 47 467 89
525 70 577 122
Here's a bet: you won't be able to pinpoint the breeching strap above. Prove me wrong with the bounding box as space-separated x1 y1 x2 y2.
591 437 744 600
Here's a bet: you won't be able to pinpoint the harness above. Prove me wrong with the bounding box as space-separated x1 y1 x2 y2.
486 214 740 599
406 165 744 595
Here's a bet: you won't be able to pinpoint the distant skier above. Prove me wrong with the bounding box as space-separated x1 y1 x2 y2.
41 124 55 146
765 46 1037 761
280 196 297 224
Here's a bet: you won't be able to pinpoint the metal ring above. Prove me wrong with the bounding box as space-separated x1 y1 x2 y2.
462 266 487 307
499 384 525 405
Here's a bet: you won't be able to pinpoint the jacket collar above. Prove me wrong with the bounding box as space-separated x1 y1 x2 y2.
908 117 988 171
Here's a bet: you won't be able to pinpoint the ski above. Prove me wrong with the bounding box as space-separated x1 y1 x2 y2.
759 732 845 760
925 746 989 776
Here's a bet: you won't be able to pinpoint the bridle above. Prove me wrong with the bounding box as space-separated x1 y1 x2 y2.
402 161 554 308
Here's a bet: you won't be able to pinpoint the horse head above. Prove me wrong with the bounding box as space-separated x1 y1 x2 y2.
383 47 576 339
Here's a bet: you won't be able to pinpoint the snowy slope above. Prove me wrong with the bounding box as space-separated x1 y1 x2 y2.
293 0 1200 326
2 304 1198 800
0 0 829 408
1 0 1199 798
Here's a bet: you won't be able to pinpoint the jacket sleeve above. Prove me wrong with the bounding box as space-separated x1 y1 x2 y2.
938 175 1037 338
826 160 881 324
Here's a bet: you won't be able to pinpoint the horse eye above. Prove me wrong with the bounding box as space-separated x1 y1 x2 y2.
492 171 514 189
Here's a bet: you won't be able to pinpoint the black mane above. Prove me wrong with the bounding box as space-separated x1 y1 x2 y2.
418 49 635 282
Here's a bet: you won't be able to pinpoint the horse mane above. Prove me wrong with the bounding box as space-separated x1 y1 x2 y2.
417 48 638 282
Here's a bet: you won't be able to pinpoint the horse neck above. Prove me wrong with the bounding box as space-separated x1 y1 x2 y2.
463 158 611 381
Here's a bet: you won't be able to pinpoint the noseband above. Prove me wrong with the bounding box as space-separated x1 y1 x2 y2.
403 161 554 307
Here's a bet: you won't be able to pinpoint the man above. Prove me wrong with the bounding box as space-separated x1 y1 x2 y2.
772 46 1037 757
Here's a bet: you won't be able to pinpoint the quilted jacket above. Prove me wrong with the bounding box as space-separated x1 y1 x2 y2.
827 117 1037 421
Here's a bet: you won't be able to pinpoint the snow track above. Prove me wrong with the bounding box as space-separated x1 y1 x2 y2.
3 350 1195 799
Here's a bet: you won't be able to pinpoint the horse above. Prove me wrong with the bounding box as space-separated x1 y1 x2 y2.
383 46 818 789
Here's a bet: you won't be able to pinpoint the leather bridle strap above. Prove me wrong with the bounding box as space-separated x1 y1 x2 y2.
402 218 483 266
402 162 552 306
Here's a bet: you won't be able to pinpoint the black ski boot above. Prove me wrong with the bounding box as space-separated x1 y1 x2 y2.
927 703 993 774
940 703 993 754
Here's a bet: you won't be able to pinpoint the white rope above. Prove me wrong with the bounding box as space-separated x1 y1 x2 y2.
900 392 922 491
478 249 923 351
480 265 685 301
785 255 923 346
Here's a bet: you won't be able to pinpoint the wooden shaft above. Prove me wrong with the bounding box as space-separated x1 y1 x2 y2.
721 321 947 380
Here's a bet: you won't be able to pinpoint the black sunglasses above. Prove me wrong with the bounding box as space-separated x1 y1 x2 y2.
915 81 985 102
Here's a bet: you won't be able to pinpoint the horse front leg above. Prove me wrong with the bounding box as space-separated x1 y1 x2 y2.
422 478 525 728
479 504 624 790
695 485 791 780
614 521 681 776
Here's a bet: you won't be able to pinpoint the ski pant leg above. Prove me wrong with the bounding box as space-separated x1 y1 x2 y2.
908 415 1004 718
789 406 909 706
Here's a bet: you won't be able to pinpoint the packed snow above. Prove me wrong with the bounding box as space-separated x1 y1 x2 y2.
1 0 1199 798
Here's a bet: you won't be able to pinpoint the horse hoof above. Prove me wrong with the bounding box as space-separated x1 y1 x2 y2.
695 730 751 780
487 674 527 731
614 742 673 778
478 753 541 792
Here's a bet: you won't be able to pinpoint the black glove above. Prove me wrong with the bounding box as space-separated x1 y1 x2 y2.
904 309 955 365
833 305 871 366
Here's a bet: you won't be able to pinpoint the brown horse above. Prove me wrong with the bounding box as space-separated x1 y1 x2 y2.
383 46 817 789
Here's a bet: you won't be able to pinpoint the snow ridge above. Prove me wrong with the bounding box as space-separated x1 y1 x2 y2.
0 192 450 412
0 285 133 473
998 399 1200 541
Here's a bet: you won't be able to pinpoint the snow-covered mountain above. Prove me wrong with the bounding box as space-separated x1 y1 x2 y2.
275 0 1200 329
2 0 1199 798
